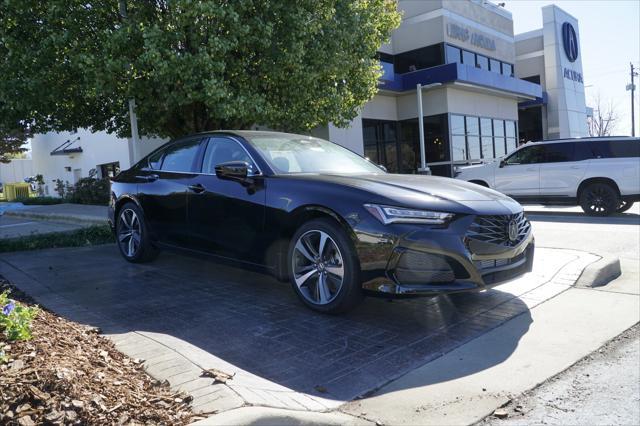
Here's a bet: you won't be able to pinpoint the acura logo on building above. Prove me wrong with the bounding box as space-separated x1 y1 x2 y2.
562 22 579 62
507 219 519 243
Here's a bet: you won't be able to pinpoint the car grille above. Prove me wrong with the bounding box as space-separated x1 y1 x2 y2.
474 251 526 271
467 212 530 247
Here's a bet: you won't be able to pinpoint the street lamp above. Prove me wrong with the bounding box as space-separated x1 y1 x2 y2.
416 82 443 174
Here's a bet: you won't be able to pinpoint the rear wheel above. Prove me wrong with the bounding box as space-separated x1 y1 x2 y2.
288 218 362 314
617 200 634 213
579 183 619 216
116 202 159 263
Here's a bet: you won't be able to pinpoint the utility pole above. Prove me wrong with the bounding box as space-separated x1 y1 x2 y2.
416 82 442 175
628 63 638 137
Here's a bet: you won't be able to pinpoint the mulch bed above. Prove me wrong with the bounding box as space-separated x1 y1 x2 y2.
0 278 196 425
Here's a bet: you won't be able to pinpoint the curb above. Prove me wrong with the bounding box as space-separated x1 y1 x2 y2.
3 210 108 226
575 256 621 288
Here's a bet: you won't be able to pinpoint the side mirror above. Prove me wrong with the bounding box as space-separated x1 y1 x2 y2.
499 159 506 168
215 161 250 182
378 164 388 172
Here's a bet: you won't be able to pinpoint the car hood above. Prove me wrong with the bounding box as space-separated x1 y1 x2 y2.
282 173 522 215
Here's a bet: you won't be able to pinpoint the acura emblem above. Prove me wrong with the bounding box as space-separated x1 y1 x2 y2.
507 219 518 242
562 22 579 62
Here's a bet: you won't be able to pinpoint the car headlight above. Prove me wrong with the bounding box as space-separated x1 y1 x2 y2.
364 204 454 225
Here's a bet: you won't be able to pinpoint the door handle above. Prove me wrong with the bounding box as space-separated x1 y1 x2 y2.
188 183 206 194
136 174 159 182
526 168 536 172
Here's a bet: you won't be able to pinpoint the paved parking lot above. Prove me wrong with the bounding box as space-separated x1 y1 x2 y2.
0 215 84 239
0 243 597 413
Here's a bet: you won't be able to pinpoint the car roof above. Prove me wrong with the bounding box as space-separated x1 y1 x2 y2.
529 136 639 145
187 130 321 140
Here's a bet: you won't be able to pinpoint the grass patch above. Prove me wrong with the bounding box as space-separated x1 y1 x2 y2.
0 225 115 253
15 196 64 205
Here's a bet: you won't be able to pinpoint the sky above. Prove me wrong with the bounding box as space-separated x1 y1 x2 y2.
503 0 640 136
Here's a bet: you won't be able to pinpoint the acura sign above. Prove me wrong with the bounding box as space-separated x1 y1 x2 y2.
562 22 579 62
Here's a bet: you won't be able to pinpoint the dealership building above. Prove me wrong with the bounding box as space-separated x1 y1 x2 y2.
319 0 588 176
9 0 588 192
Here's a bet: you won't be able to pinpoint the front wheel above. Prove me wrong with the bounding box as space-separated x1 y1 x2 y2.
617 200 634 213
116 202 159 263
579 183 619 216
288 218 363 314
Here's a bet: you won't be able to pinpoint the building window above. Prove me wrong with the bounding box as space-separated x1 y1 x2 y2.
489 58 501 73
522 75 541 84
476 54 489 71
99 162 120 178
505 120 517 153
394 44 445 74
446 45 461 64
451 114 467 161
493 119 506 157
424 114 450 163
465 116 481 160
362 119 399 173
480 118 493 159
501 62 513 77
462 50 475 67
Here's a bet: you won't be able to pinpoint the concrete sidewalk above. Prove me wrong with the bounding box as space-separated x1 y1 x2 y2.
1 203 108 225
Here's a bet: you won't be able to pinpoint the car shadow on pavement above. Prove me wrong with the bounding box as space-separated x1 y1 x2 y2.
0 244 532 402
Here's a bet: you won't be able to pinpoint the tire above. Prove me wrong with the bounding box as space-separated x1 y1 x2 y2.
287 218 363 314
115 202 159 263
617 201 634 213
579 183 619 217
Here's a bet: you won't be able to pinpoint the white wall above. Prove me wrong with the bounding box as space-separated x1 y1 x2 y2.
0 159 34 184
31 130 128 192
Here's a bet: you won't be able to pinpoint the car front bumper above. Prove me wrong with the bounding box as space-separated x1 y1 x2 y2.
354 212 535 296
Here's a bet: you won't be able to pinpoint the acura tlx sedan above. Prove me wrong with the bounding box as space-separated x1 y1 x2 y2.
108 131 534 313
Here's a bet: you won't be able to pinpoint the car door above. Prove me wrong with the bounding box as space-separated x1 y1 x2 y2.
493 144 545 197
136 138 204 247
538 142 588 197
187 136 267 263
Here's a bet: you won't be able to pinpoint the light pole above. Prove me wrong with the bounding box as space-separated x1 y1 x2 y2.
416 82 442 174
627 63 638 137
120 0 140 163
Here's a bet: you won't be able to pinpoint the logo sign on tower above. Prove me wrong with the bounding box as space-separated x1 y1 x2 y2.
562 22 579 62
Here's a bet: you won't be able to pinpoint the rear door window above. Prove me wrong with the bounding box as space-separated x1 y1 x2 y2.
589 139 640 159
543 143 575 163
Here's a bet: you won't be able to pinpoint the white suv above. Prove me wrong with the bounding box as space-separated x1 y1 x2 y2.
455 137 640 216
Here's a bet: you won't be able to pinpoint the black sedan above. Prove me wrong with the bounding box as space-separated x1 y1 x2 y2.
108 131 534 313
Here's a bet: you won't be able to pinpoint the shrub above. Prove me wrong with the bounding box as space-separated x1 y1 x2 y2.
15 196 64 205
0 291 38 343
0 225 114 253
69 177 110 205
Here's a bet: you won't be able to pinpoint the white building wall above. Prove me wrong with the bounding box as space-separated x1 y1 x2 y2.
0 159 34 184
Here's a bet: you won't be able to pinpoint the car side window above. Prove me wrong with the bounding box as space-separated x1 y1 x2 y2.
202 137 254 174
147 150 164 169
608 140 640 158
160 139 202 172
543 143 575 163
505 145 544 165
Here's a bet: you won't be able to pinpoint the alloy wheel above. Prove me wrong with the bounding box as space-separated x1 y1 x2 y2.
292 230 345 305
118 208 142 258
584 186 616 214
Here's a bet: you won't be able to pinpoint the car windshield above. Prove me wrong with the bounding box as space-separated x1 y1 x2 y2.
246 134 384 175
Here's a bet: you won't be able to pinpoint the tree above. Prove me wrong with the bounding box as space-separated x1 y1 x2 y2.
0 124 30 163
588 93 619 137
0 1 400 140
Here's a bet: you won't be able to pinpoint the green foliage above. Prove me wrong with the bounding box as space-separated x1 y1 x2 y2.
0 291 38 342
0 1 400 139
16 196 64 205
0 225 115 253
69 178 110 205
0 125 30 163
